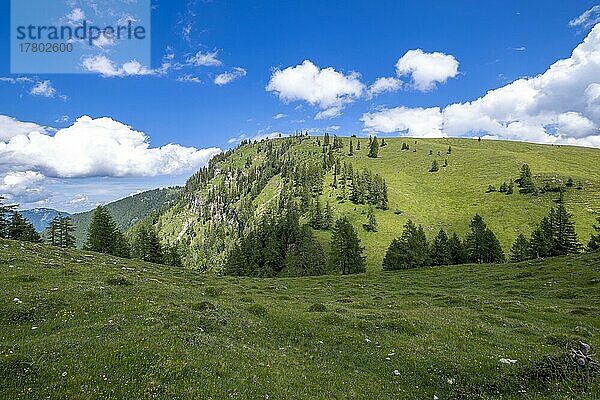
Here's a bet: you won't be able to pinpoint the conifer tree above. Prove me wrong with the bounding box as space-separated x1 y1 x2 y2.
285 225 326 276
429 160 439 172
382 220 429 270
465 214 504 263
323 201 334 230
510 234 530 262
84 206 129 257
309 198 324 230
348 140 354 156
0 196 16 239
448 232 467 265
365 205 377 232
8 212 41 243
430 229 451 266
518 164 536 194
368 136 379 158
587 217 600 252
356 140 361 151
329 217 366 275
380 138 387 147
549 199 580 255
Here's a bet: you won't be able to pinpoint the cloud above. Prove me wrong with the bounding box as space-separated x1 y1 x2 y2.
177 75 202 84
266 60 365 119
67 8 85 22
361 24 600 148
273 113 287 119
362 106 444 137
569 5 600 29
214 67 247 85
395 49 459 91
0 115 222 178
368 77 402 97
187 50 223 67
227 131 288 144
0 171 47 204
30 80 57 97
0 116 47 141
82 56 155 77
513 46 527 51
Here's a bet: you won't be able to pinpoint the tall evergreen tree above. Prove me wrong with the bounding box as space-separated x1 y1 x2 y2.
588 217 600 252
510 234 530 262
0 196 16 239
518 164 536 194
429 160 439 172
382 220 430 270
368 136 379 158
465 214 505 263
285 226 326 276
323 201 334 230
549 200 580 255
8 212 41 243
329 217 366 275
309 198 324 230
348 140 354 156
365 205 377 232
84 206 129 257
448 232 467 265
430 229 451 266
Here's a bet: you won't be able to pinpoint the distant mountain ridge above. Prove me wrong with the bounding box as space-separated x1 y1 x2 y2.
69 187 182 247
19 208 71 232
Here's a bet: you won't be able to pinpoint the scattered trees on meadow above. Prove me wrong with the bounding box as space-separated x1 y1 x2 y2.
510 195 581 261
330 216 366 275
49 217 76 248
84 206 130 258
0 197 40 243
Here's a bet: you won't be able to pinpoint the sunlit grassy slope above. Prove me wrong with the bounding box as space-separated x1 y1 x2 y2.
1 239 599 399
159 137 600 270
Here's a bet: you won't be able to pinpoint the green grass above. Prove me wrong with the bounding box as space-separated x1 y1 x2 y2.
158 137 600 270
2 239 599 399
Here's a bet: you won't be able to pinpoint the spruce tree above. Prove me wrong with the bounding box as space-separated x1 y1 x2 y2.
430 229 451 266
8 212 41 243
309 198 324 230
285 226 326 276
429 160 439 172
448 232 467 265
382 220 429 270
323 201 334 230
368 136 379 158
466 214 504 263
84 206 129 257
348 140 354 156
0 196 16 239
549 200 580 255
365 205 377 232
518 164 536 194
510 234 530 262
330 217 366 275
588 217 600 252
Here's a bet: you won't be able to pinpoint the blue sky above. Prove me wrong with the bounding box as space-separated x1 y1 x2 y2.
1 1 600 212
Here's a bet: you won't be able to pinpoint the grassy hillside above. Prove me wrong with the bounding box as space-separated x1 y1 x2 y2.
69 187 181 247
157 137 600 271
1 239 598 399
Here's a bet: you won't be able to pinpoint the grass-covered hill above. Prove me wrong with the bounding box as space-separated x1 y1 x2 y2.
156 136 600 271
68 187 181 247
1 239 598 399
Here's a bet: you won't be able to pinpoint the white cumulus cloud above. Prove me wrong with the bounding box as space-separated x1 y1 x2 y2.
395 49 459 91
368 77 402 97
266 60 365 119
0 171 46 204
0 116 47 141
362 106 444 137
0 115 222 178
361 24 600 148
